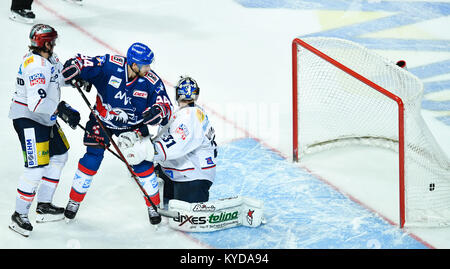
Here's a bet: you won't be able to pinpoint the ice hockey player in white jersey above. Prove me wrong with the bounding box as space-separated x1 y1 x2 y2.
118 76 217 204
8 24 81 237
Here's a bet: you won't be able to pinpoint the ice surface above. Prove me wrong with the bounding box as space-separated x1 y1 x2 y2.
0 0 449 249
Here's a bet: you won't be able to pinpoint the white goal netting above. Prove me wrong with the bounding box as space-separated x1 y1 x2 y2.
293 37 450 227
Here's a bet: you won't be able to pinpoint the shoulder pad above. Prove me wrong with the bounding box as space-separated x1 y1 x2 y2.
109 55 125 67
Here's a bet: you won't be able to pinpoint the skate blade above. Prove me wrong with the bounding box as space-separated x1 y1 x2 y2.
9 222 31 237
36 213 65 223
150 223 161 231
65 0 83 6
9 14 34 24
64 217 75 224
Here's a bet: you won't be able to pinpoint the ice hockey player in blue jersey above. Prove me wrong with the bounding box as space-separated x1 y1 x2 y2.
61 42 172 225
118 76 217 204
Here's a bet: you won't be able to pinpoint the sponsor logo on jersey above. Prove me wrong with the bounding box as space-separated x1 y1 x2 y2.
176 123 189 140
133 90 148 99
29 73 46 86
96 56 106 65
23 56 34 68
24 128 37 167
145 71 159 85
108 75 122 89
196 109 205 123
110 55 125 66
113 91 131 106
205 157 214 165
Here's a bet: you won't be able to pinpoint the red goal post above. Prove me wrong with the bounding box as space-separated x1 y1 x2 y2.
291 37 450 228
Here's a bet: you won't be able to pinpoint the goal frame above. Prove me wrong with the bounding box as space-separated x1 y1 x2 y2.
291 37 407 228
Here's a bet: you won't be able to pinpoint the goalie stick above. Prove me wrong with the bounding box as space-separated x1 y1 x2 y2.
74 83 178 218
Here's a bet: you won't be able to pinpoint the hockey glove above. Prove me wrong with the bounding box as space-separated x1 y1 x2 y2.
57 101 81 129
62 56 86 88
117 131 141 149
118 133 155 165
142 103 167 126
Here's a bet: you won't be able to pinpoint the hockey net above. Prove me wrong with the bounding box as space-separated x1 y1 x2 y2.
292 37 450 228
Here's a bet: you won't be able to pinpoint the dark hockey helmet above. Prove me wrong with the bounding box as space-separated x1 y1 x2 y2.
29 24 58 48
175 76 200 103
127 42 154 67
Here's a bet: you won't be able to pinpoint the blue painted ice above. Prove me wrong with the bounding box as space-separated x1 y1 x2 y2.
191 138 428 249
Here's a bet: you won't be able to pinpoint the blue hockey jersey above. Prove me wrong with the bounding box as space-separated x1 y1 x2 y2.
76 54 172 130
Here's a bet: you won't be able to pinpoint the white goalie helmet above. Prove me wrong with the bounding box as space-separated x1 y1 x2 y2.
175 76 200 103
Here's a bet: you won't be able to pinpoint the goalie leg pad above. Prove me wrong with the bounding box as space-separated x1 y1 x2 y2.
168 196 265 232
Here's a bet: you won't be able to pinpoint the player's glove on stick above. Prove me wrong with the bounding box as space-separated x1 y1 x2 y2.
57 101 81 129
62 56 90 89
142 103 167 126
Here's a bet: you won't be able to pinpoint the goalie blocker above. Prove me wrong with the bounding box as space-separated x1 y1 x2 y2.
168 196 265 232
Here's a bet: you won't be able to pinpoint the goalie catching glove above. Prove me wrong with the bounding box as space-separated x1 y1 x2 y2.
117 131 155 165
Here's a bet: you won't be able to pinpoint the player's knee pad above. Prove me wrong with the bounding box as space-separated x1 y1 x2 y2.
43 152 68 182
18 166 46 195
78 146 105 175
50 151 69 166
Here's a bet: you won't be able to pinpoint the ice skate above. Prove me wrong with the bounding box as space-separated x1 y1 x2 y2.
9 9 35 24
64 199 80 222
9 212 33 237
65 0 83 6
36 202 65 223
148 206 161 225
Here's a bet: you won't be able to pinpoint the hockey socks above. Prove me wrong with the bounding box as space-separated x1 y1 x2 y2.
69 168 94 203
15 167 44 215
69 147 103 202
37 153 68 203
133 163 160 207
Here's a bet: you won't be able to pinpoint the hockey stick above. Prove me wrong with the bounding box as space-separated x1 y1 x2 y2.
74 83 177 218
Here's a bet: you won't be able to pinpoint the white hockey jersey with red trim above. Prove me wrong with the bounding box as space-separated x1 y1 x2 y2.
153 104 217 183
9 52 64 126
